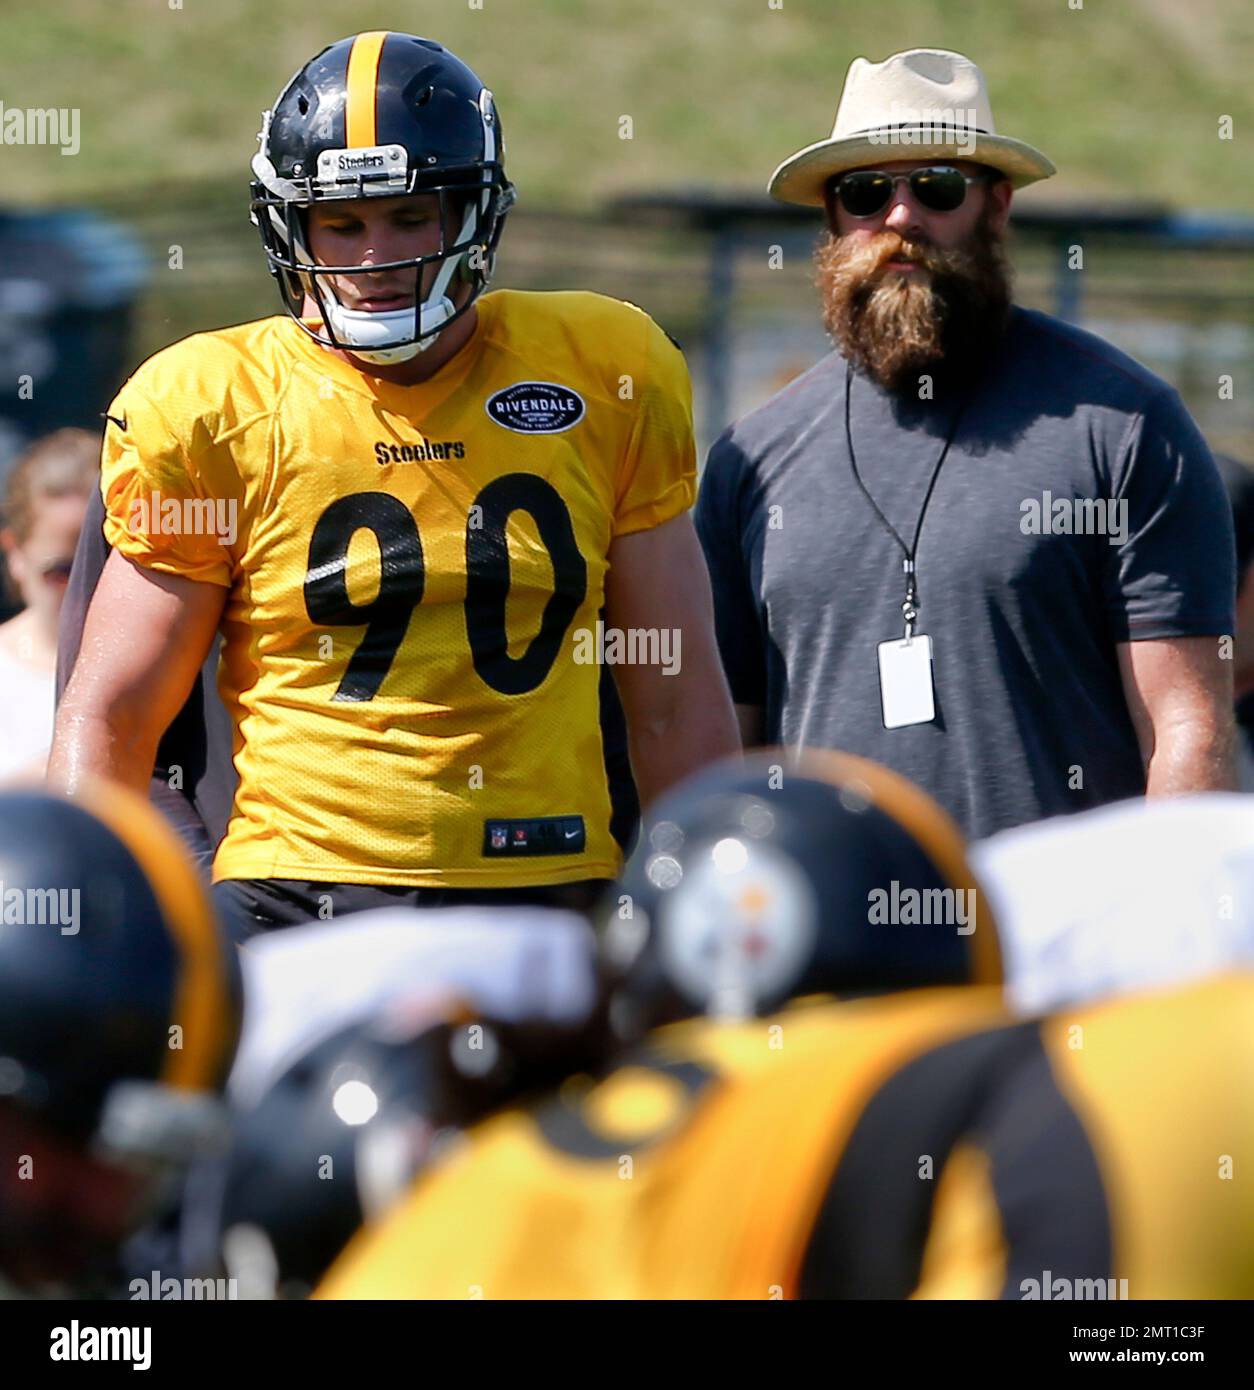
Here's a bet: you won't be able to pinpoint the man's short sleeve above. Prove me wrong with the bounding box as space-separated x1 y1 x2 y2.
101 378 235 587
694 429 767 706
1104 388 1236 641
612 316 697 537
1213 453 1254 579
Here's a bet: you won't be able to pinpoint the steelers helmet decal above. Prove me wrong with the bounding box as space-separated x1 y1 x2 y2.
658 832 820 1021
604 749 1002 1033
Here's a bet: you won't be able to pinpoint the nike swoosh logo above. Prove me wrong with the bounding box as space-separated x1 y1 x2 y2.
564 828 580 839
104 412 127 431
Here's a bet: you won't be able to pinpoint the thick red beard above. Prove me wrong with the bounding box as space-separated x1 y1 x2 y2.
814 213 1012 394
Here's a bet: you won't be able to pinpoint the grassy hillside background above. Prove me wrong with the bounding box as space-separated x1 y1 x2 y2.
2 0 1252 211
1 1 1251 455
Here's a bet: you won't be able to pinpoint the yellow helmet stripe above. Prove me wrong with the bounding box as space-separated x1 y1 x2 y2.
345 30 389 149
69 777 235 1090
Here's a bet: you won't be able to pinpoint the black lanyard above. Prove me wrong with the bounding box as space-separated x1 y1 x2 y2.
844 360 971 637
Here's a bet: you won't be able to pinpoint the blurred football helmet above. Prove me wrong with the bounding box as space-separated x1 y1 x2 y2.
186 1002 606 1298
249 31 515 364
600 748 1003 1039
0 782 241 1291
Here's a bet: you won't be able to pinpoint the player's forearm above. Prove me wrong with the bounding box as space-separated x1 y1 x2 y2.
625 683 740 808
47 704 159 797
1144 717 1236 796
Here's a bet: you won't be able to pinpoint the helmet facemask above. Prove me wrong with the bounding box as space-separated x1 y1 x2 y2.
249 82 515 364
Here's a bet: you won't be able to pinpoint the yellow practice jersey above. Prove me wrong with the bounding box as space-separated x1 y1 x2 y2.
913 972 1254 1300
101 290 695 886
315 986 1011 1299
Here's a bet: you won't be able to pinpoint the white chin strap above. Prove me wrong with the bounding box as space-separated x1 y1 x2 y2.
326 296 455 364
315 203 478 365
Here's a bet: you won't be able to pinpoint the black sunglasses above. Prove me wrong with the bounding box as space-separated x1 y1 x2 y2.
832 166 994 218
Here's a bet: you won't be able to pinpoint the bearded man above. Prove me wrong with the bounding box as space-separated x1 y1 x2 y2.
694 47 1237 839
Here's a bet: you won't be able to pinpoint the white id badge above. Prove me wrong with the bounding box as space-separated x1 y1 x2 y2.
877 635 936 729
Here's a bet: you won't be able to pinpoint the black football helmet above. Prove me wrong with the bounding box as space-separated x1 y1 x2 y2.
0 781 242 1291
184 1003 606 1298
600 748 1003 1039
249 31 515 364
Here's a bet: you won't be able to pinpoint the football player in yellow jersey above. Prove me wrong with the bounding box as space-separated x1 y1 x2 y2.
48 33 738 931
902 970 1254 1301
313 751 1254 1300
313 748 1014 1299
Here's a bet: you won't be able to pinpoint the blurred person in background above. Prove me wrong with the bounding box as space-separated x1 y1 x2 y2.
315 749 1010 1298
972 791 1254 1015
316 751 1254 1301
170 905 600 1297
0 781 241 1297
1213 452 1254 787
867 967 1254 1300
697 48 1236 839
0 428 97 781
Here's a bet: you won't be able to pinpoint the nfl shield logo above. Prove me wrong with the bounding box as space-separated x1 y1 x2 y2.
490 826 507 849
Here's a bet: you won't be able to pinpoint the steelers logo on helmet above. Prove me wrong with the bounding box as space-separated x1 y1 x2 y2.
658 833 819 1020
603 748 1002 1037
249 32 516 364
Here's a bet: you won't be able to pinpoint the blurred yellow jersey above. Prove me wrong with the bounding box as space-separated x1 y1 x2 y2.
101 290 695 886
913 972 1254 1300
315 987 1010 1299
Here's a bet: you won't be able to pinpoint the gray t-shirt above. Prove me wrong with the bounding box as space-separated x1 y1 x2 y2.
695 306 1235 839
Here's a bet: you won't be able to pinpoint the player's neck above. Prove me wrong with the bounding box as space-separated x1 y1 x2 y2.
330 305 480 388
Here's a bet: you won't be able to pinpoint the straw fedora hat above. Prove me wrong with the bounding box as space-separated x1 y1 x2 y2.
769 48 1055 206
